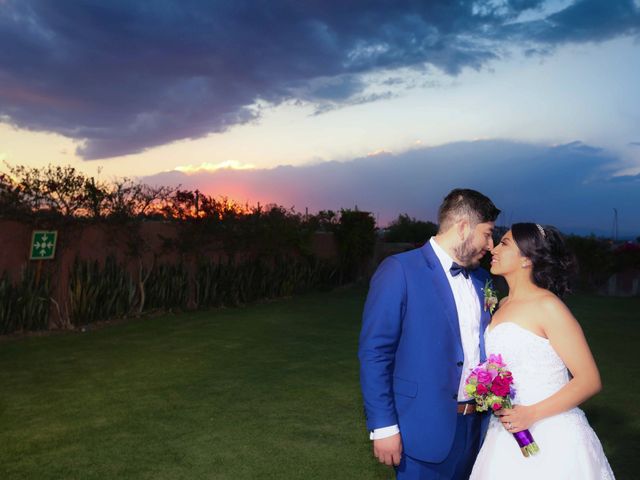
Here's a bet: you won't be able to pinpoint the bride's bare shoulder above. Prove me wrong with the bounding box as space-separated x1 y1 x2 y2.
537 292 568 311
537 292 577 328
498 295 510 307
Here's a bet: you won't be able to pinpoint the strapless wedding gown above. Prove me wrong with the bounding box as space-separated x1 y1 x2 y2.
469 322 615 479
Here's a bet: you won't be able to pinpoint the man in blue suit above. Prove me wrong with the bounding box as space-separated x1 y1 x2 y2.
359 189 500 479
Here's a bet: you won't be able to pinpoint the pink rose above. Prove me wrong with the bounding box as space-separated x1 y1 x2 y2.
492 402 503 411
487 354 505 367
476 384 488 395
477 370 493 384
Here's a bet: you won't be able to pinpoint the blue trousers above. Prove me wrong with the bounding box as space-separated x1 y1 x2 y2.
395 413 482 480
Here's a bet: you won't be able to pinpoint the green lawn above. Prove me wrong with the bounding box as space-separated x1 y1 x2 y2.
0 288 637 479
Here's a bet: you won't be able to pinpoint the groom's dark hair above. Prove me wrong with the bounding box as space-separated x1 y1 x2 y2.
438 188 500 232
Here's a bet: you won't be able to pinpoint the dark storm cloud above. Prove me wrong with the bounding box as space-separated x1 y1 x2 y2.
143 140 640 238
1 0 639 159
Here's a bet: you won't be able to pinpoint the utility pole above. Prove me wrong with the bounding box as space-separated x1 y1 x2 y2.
612 208 618 242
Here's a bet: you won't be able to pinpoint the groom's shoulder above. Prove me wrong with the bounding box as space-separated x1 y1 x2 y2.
384 245 429 271
389 245 425 262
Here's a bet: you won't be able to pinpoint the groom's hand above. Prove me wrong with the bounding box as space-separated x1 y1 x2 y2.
373 433 402 466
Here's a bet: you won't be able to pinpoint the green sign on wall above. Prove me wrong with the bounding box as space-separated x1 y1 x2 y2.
30 231 58 260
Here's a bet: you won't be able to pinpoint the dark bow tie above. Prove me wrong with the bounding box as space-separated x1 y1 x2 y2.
450 262 469 279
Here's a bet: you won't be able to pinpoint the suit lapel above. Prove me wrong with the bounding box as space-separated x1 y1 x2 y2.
470 271 491 362
421 243 462 347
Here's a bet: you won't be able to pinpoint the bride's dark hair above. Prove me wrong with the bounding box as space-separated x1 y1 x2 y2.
511 223 577 298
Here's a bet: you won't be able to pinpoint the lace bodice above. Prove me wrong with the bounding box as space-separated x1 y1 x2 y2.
485 322 569 405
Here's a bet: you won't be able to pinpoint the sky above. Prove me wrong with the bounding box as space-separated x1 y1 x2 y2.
1 0 639 237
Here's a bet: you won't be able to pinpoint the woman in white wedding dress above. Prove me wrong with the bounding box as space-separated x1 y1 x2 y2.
470 223 615 480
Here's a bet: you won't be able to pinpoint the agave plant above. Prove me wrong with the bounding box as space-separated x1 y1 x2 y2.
0 273 16 334
145 263 189 311
0 265 51 334
16 266 50 331
194 260 221 308
0 248 345 335
67 256 134 326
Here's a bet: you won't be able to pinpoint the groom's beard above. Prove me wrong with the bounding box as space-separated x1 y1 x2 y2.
453 235 485 270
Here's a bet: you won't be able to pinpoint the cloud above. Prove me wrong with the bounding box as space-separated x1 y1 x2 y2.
142 139 640 238
174 160 255 173
1 1 639 159
608 173 640 183
507 0 640 44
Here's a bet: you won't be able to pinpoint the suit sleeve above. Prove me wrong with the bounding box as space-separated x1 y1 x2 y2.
358 256 407 431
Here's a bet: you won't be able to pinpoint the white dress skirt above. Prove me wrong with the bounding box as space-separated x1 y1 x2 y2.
469 322 615 480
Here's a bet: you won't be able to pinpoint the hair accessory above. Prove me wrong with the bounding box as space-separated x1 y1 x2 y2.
535 224 546 238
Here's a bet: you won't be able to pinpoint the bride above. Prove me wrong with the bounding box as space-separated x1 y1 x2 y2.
470 223 615 479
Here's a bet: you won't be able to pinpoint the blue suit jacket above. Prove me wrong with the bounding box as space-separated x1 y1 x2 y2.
359 242 491 462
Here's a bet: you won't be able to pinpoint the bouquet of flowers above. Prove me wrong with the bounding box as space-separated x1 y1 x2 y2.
465 354 540 457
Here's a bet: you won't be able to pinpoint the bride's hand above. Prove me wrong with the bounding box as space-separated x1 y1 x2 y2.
496 405 537 433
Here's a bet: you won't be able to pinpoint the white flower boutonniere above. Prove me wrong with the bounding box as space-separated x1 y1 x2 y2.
483 279 498 314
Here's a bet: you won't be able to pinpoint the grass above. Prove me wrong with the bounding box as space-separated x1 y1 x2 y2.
0 288 638 479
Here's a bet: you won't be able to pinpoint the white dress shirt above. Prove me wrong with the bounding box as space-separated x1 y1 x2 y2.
370 237 481 440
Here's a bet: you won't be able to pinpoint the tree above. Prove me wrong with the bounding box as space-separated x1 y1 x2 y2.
105 178 177 220
384 214 438 244
334 209 376 282
565 235 614 291
0 171 29 217
7 164 88 217
82 176 109 219
306 210 338 232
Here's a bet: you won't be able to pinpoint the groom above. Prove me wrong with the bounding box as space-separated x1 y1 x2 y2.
359 188 500 479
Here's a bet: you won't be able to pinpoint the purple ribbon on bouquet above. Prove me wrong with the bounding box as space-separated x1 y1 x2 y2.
512 429 539 457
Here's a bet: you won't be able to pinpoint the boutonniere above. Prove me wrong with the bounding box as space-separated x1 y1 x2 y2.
483 279 498 314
